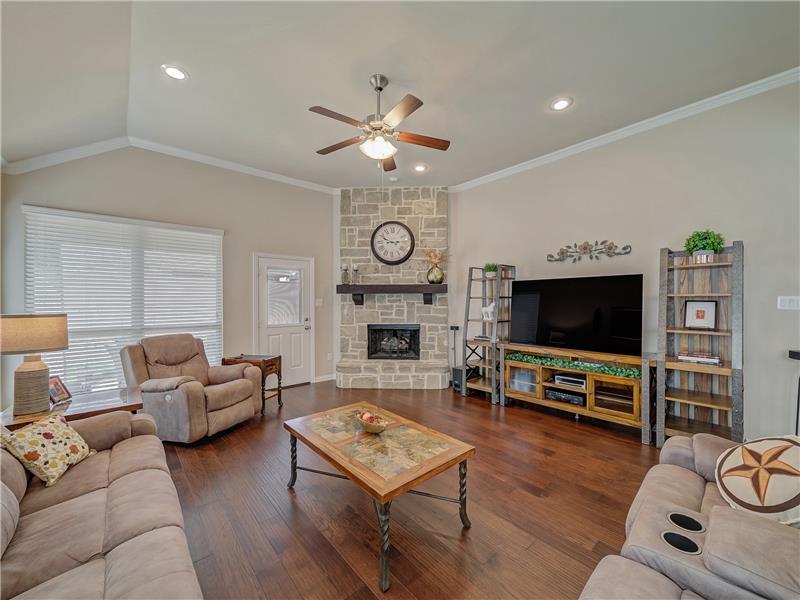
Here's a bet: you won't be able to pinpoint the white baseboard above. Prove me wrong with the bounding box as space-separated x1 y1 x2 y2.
314 374 335 383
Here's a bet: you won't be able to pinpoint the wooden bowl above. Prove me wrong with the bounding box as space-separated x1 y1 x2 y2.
356 411 388 434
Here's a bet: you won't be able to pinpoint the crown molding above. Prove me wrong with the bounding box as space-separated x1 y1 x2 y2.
127 137 336 194
450 66 800 193
2 135 335 194
2 137 130 175
3 67 797 194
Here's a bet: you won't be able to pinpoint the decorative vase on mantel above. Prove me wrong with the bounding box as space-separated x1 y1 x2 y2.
427 264 444 284
423 249 447 284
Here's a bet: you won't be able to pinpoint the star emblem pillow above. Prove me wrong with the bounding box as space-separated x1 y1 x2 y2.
715 436 800 526
1 416 93 487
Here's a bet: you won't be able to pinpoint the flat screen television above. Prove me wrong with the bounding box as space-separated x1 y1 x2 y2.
509 274 643 356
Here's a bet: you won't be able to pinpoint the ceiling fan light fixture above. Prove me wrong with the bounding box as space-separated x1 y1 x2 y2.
359 134 398 160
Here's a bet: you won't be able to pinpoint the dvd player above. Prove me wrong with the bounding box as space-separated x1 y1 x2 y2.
554 374 587 389
545 389 586 406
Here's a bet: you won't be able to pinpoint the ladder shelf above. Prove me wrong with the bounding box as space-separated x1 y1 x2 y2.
461 265 516 404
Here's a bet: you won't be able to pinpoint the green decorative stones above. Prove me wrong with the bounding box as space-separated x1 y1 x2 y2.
505 352 641 379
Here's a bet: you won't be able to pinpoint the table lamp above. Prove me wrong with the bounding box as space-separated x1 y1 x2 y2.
0 314 68 415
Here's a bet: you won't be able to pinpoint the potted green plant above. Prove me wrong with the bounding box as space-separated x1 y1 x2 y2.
684 230 725 264
483 263 498 279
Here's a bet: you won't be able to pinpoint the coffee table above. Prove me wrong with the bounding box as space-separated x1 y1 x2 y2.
283 402 476 592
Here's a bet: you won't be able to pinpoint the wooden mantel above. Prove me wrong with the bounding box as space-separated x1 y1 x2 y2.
336 284 447 306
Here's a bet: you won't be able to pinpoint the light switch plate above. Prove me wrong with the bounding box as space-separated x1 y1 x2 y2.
777 296 800 310
315 298 323 307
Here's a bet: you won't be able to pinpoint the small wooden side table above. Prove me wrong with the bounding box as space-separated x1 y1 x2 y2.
1 387 143 431
222 354 282 414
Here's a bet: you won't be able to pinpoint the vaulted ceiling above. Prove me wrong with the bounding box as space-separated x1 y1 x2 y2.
2 2 798 188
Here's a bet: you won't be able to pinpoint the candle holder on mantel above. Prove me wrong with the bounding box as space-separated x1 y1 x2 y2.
341 264 350 285
351 264 359 285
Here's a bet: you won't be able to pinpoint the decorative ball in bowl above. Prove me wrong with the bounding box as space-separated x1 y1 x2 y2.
356 410 388 434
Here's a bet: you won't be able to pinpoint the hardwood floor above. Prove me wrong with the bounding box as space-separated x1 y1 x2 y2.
164 382 659 599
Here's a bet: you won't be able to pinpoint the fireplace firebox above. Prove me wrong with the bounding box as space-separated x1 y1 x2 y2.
367 324 421 360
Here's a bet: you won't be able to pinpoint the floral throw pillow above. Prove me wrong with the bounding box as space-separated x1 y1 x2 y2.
1 416 93 486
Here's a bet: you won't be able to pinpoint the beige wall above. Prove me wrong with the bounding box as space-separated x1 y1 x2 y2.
450 84 800 439
1 147 334 406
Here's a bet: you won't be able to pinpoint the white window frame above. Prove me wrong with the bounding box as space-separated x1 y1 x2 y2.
22 205 224 396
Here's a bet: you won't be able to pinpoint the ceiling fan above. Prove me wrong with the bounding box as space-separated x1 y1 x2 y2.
309 74 450 172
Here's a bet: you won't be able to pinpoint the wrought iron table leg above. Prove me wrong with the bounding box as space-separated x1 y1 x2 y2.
459 460 471 528
287 435 297 488
260 372 267 415
277 373 283 408
375 500 392 592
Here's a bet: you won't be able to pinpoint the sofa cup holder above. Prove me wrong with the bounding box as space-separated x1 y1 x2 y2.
660 531 702 556
667 512 705 533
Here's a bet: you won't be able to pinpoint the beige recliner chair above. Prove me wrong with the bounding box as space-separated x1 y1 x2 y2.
120 333 260 442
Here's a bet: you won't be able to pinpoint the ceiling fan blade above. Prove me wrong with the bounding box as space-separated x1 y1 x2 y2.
382 156 397 172
309 106 365 128
395 131 451 151
317 136 362 155
382 94 423 128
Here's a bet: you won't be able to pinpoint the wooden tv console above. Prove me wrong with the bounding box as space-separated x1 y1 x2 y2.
499 343 654 444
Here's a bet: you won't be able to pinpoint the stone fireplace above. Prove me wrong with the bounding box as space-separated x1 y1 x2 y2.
368 324 420 360
336 186 449 389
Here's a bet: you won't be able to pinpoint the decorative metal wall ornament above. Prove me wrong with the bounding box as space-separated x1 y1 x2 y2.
546 240 632 263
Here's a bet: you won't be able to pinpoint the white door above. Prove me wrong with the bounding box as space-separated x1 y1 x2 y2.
256 255 313 386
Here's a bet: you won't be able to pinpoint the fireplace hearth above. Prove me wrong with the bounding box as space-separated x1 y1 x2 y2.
367 324 421 360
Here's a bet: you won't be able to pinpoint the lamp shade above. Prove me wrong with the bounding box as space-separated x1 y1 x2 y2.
0 314 68 354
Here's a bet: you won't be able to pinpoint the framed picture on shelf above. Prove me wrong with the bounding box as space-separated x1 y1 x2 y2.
48 375 72 405
684 300 717 330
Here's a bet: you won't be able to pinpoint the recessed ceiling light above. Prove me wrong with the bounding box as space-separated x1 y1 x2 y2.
550 97 573 111
161 64 187 80
413 164 428 173
388 176 398 182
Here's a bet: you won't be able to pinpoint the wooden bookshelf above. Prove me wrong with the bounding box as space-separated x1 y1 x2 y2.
465 376 494 393
656 243 744 447
461 265 516 403
665 328 731 337
667 261 733 270
663 358 733 376
665 388 732 411
665 415 731 439
667 293 731 298
466 338 494 347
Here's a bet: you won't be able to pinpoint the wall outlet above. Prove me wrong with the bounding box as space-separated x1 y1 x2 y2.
315 297 323 307
777 296 800 310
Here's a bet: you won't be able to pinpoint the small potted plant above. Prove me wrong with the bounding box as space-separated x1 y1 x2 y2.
483 263 498 279
684 230 725 264
422 249 446 284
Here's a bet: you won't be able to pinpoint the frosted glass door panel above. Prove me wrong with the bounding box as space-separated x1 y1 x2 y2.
267 269 302 326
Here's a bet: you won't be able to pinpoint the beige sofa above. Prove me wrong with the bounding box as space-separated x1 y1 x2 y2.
581 434 800 599
121 334 261 443
1 411 202 599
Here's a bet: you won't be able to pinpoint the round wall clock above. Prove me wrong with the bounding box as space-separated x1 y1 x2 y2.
370 221 415 265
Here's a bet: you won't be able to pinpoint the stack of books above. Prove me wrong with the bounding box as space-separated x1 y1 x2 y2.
676 352 721 365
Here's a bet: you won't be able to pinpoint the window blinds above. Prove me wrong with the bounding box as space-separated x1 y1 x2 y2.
23 206 223 395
